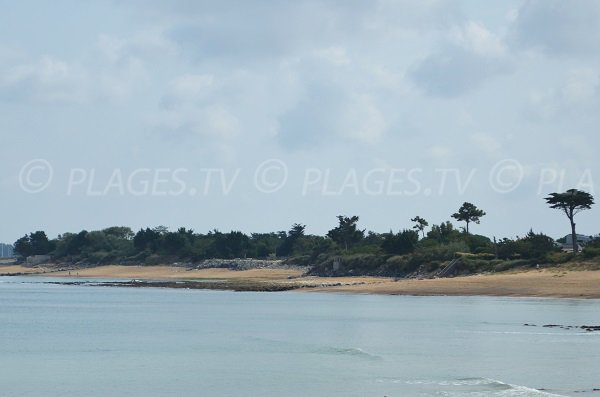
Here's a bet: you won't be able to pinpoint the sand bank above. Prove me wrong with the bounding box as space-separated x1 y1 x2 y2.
2 265 599 298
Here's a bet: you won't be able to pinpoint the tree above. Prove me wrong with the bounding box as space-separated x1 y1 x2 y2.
249 232 281 258
496 231 557 260
29 231 52 254
411 216 429 238
381 229 419 255
545 189 594 253
288 223 305 239
327 215 364 251
520 230 556 260
14 235 33 257
66 230 90 255
451 202 486 235
426 221 460 244
222 231 250 258
102 226 134 240
277 223 306 257
162 231 190 255
14 231 53 257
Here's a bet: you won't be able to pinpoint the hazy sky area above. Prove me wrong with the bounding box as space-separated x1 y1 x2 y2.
1 0 599 243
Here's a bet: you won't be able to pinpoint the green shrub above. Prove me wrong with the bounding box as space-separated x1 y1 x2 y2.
284 255 312 266
414 241 470 262
493 259 531 272
144 254 163 265
583 247 600 258
547 251 573 263
383 255 417 275
460 258 493 273
466 234 494 253
339 254 387 274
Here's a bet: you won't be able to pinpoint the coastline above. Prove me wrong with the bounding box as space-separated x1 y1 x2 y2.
2 264 600 299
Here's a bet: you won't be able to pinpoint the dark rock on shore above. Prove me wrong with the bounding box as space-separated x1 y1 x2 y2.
525 324 600 332
48 279 299 292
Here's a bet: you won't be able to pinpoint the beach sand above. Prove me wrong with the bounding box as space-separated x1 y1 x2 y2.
305 269 600 298
0 265 46 275
2 265 599 298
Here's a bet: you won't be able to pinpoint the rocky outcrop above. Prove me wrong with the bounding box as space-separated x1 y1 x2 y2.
194 258 298 271
26 255 52 266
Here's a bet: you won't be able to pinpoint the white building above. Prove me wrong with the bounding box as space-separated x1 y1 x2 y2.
565 234 594 246
0 243 14 258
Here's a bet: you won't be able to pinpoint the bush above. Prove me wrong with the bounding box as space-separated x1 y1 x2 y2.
547 251 573 263
382 255 418 276
465 234 493 254
414 241 470 262
144 254 163 265
338 254 387 274
496 231 557 260
284 255 312 267
583 247 600 258
460 258 494 273
87 251 116 265
381 230 418 255
493 259 531 272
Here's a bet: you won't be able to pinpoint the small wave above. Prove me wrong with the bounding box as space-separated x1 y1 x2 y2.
405 377 511 388
379 377 567 396
458 330 598 337
244 336 383 360
315 346 383 360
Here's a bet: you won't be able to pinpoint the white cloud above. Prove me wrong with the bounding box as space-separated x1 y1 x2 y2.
340 94 387 144
312 47 351 66
409 21 512 97
526 68 600 120
428 145 453 161
163 73 215 105
471 133 503 157
275 58 393 149
562 69 600 103
98 30 178 66
0 56 89 103
510 0 600 58
152 101 240 141
0 39 150 105
451 22 507 58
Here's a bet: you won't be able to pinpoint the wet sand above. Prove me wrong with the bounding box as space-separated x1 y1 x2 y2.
2 265 599 298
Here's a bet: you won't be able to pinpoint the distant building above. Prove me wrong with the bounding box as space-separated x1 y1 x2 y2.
557 234 597 252
0 243 14 258
565 234 594 246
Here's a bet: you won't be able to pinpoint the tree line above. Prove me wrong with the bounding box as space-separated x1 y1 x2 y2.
13 189 597 276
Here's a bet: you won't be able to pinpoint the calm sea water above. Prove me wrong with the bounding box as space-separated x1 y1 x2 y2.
1 276 599 396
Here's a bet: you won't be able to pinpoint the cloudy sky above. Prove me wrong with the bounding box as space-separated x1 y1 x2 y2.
1 0 599 243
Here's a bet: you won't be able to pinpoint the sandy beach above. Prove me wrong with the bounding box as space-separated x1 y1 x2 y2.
2 264 600 298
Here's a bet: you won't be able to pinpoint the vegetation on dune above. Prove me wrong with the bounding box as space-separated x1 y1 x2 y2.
12 189 598 277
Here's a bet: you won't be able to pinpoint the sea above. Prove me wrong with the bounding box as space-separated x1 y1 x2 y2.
1 276 599 396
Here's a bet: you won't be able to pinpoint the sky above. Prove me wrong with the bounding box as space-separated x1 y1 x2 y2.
1 0 599 243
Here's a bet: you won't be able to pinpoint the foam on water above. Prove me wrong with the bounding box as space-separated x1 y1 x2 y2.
378 377 567 396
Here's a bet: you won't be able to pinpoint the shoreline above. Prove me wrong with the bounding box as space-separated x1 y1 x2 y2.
2 264 600 299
